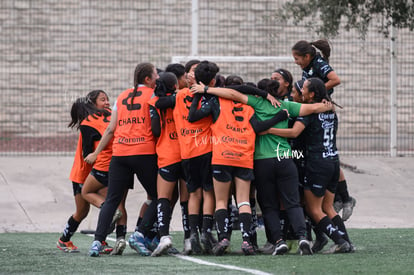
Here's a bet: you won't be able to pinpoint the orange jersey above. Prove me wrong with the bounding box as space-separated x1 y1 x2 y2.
81 112 113 171
69 133 92 184
211 98 256 168
112 86 156 156
148 96 181 167
173 88 212 159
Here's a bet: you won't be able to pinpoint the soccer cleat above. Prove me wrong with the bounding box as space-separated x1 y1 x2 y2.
250 231 259 251
324 241 351 254
299 238 313 255
144 236 160 252
241 241 256 256
259 241 276 254
100 241 113 254
128 232 151 256
167 246 180 255
200 232 217 254
272 240 288 255
89 240 102 257
342 197 356 221
182 238 192 255
110 238 126 255
189 232 202 255
57 239 80 253
151 235 172 257
107 209 122 235
348 243 356 253
212 238 230 256
312 235 329 253
333 200 343 213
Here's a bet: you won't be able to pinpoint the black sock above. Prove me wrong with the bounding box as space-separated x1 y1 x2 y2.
239 212 252 242
189 214 200 235
60 216 80 242
227 200 234 238
215 209 229 241
337 180 350 202
137 200 157 237
332 215 351 243
250 198 257 234
202 215 214 234
305 217 313 241
116 225 127 239
180 201 190 239
157 198 171 237
136 217 143 227
317 216 346 245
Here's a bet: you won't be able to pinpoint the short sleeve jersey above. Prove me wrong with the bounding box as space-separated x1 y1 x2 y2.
246 95 301 159
80 112 113 171
148 96 181 168
112 86 156 156
296 111 338 160
173 88 212 159
211 97 256 168
302 53 335 94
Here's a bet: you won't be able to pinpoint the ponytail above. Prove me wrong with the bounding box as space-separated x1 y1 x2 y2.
129 62 155 110
292 39 331 63
310 39 331 63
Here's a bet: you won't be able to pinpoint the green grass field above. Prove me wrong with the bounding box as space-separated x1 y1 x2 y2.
0 228 413 274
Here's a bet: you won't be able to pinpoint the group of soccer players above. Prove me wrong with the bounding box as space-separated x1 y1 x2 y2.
57 39 357 257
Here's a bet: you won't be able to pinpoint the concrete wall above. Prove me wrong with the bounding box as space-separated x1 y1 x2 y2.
0 0 413 154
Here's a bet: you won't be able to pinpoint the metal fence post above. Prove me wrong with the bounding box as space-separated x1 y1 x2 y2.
191 0 199 56
390 25 397 157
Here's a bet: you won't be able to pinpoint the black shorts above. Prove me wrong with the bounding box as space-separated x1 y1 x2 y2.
109 154 158 199
90 168 109 187
212 165 254 182
159 161 186 182
303 158 340 197
182 152 213 193
72 182 82 196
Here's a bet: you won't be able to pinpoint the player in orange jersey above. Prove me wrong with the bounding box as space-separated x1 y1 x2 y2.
58 90 112 253
85 63 159 257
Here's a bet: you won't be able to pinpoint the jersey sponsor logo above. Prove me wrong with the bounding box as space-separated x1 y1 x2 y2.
183 95 193 110
118 116 146 126
180 128 202 137
222 150 243 159
225 124 247 133
169 131 178 140
117 137 145 144
121 91 142 110
221 136 247 144
318 113 335 120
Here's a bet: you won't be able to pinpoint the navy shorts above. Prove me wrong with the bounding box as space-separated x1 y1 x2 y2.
212 165 254 182
182 152 213 193
90 168 109 187
159 161 186 182
303 158 340 197
72 182 82 196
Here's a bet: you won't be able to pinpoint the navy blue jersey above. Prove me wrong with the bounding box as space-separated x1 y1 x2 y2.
302 53 334 94
296 111 338 160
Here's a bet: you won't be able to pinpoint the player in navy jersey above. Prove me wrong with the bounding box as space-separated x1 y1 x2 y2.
292 40 356 221
265 78 354 253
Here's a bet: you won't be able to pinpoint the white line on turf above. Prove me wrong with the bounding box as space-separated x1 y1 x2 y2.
174 254 274 275
90 235 273 275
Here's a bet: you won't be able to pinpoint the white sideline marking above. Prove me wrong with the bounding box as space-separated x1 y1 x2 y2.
174 254 274 275
90 235 273 275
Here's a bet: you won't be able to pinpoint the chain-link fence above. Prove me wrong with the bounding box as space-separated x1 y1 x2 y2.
0 0 413 156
